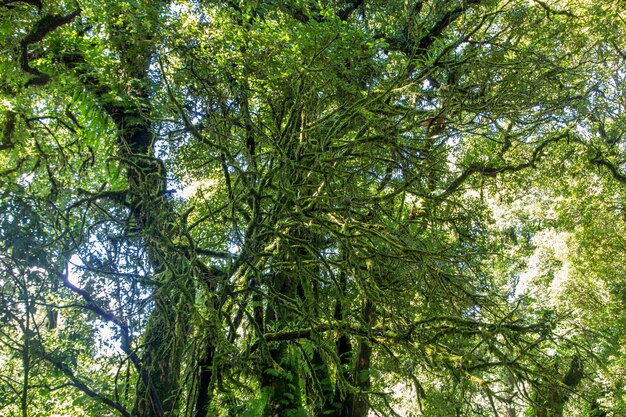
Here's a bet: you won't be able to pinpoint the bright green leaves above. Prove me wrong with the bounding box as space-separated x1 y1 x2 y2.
3 1 626 417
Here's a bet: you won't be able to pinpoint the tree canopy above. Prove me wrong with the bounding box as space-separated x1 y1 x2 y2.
1 0 626 416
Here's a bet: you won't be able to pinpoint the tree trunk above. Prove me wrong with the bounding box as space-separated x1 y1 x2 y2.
261 270 304 417
533 356 583 417
346 300 374 417
96 7 195 414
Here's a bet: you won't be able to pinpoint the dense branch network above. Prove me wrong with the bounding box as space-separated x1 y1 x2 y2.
0 1 621 417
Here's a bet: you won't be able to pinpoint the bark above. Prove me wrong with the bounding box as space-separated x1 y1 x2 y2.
324 297 375 417
46 271 59 329
339 299 374 417
95 42 182 416
193 344 215 417
91 4 197 415
260 104 313 417
193 269 223 417
325 272 354 416
533 356 583 417
21 288 30 417
261 270 304 417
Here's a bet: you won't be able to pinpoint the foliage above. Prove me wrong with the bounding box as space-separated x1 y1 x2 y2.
1 1 626 416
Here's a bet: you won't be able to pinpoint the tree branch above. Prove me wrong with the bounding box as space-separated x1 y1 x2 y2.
440 133 568 198
1 110 16 150
59 271 166 417
46 357 132 417
279 0 364 23
65 189 129 211
253 315 548 348
0 0 41 8
382 0 483 56
533 0 576 18
590 153 626 185
20 9 81 87
417 3 474 52
337 0 365 21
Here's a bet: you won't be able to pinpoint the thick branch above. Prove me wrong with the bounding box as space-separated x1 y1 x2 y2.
1 110 16 150
0 0 41 8
383 0 482 56
255 316 548 347
590 153 626 185
280 1 364 23
403 316 550 341
441 133 567 198
20 9 81 87
337 0 365 21
417 3 474 52
533 0 576 18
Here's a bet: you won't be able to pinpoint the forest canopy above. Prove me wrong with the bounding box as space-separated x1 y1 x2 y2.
1 0 626 416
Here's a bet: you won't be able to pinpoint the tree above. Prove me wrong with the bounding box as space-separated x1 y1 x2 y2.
1 1 625 416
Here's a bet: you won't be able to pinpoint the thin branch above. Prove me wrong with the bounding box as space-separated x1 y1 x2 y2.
46 357 132 417
59 271 165 417
65 189 129 211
